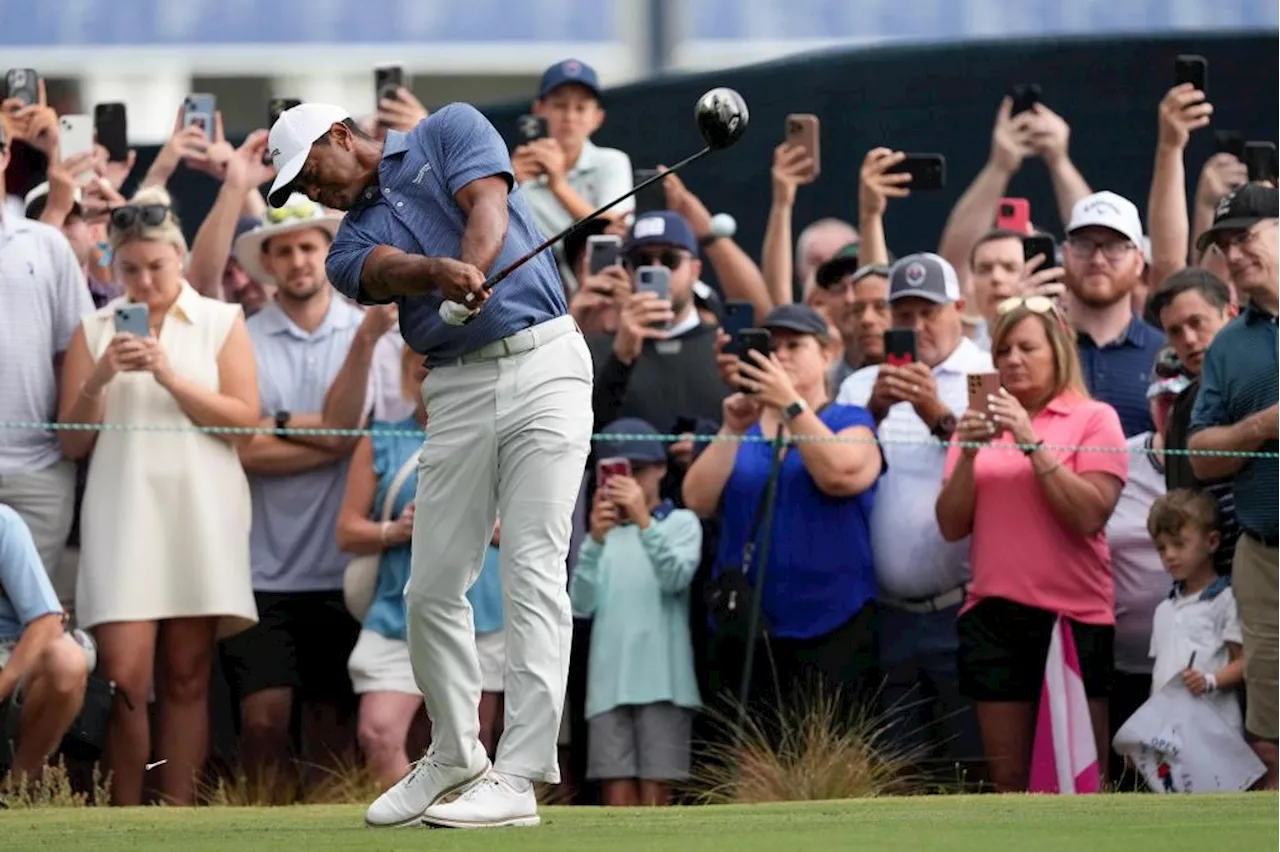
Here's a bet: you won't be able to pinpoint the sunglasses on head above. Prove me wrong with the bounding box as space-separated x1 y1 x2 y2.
997 294 1071 332
109 204 169 231
625 249 687 271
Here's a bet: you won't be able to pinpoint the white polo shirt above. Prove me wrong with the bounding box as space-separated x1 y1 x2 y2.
518 139 633 288
836 337 992 599
1150 577 1243 733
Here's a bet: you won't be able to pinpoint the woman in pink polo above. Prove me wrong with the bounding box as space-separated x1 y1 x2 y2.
936 296 1128 793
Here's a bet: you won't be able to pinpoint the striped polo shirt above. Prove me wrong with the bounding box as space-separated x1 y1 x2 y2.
1076 315 1165 437
326 104 566 362
1190 303 1279 540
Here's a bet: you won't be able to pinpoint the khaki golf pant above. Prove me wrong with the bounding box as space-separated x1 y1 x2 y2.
406 317 592 782
1234 532 1279 742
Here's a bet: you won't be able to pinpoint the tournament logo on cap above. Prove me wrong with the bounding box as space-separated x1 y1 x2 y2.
633 216 666 239
905 262 927 288
563 60 581 77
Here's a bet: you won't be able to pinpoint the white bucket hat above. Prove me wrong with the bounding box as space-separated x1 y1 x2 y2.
232 194 342 285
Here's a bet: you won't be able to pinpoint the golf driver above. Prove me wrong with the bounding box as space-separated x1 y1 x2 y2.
440 86 750 325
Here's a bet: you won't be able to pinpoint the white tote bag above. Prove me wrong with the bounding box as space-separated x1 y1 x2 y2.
343 450 420 622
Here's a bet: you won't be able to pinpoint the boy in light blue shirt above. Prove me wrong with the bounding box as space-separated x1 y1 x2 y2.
570 418 702 807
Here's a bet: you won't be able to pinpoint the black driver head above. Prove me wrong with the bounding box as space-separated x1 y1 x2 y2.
695 87 749 151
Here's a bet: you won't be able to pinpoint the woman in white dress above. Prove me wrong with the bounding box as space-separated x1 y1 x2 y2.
57 187 260 806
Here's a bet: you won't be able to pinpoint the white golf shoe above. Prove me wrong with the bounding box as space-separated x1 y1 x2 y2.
421 771 540 829
364 747 490 828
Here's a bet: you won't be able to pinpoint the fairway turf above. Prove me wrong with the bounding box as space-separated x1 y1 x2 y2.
2 794 1276 851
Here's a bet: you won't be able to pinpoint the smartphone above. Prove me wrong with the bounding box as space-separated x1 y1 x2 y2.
1174 54 1208 95
1244 141 1278 183
883 329 918 367
113 304 150 337
93 103 128 162
886 154 946 191
1214 130 1246 161
58 114 95 162
722 300 756 357
596 457 632 493
1009 84 1041 116
996 197 1031 234
785 113 821 180
633 168 667 216
1023 234 1057 266
183 93 216 138
738 328 772 391
674 415 698 436
4 68 39 105
587 234 622 275
967 373 1001 420
517 114 549 142
375 65 404 102
635 265 671 327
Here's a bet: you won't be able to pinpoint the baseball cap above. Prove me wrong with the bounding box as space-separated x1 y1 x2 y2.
267 103 351 208
538 59 600 100
761 303 830 341
24 181 82 220
887 252 962 304
595 418 667 464
1195 183 1280 252
814 242 860 287
1067 190 1144 247
624 210 699 256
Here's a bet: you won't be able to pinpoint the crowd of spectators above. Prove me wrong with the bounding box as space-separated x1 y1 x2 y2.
0 55 1275 805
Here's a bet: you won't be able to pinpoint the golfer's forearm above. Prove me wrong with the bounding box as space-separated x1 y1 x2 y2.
361 250 446 299
460 197 508 275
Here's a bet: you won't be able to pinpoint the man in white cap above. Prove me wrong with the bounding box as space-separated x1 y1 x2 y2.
264 100 591 828
1063 191 1165 436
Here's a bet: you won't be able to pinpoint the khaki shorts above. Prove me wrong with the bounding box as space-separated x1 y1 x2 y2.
1233 533 1279 742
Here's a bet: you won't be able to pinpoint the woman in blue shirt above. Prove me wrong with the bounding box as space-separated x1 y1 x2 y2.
336 345 505 791
683 305 883 724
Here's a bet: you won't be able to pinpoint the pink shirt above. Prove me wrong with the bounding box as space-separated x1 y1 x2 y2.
944 392 1129 625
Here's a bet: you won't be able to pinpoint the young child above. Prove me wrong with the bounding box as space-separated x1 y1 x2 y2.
1147 489 1245 734
569 418 702 807
513 58 633 289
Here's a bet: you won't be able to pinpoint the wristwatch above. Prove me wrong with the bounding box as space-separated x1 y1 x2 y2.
699 213 737 248
274 410 292 439
782 399 809 421
931 413 957 441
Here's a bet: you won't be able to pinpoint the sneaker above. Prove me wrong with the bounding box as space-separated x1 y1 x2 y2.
365 749 490 828
421 771 540 829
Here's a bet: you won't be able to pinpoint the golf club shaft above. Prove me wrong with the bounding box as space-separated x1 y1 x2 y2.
482 145 711 291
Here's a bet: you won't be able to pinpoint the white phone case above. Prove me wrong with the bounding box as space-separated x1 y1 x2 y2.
58 114 95 162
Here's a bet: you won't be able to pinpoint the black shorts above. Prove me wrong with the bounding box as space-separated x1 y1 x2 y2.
957 597 1113 702
220 590 360 701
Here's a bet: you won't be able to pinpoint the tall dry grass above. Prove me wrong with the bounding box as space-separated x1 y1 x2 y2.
1 759 111 808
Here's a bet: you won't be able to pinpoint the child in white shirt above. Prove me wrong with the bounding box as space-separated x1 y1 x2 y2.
1147 489 1245 733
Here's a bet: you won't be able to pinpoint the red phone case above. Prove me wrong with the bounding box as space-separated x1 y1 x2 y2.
996 198 1031 234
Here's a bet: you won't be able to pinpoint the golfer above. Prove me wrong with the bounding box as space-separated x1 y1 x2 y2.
265 102 592 829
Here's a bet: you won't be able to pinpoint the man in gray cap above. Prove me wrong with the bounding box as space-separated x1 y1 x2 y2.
836 252 991 775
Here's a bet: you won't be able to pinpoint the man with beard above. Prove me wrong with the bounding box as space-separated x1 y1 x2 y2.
220 193 388 781
1063 191 1165 436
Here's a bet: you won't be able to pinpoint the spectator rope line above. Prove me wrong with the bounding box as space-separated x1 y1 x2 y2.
0 420 1274 458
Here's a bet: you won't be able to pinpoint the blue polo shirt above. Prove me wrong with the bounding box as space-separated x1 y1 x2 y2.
1190 303 1279 540
0 505 61 642
712 405 880 640
326 104 566 362
1077 316 1164 437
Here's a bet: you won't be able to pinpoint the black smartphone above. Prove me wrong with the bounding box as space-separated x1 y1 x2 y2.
1023 234 1057 266
375 66 403 102
1215 130 1246 161
633 168 667 215
1244 141 1278 183
4 68 39 105
722 300 755 357
886 154 946 191
883 329 918 367
674 415 698 436
517 114 549 142
738 328 772 390
1009 83 1041 116
94 103 129 162
1175 54 1208 95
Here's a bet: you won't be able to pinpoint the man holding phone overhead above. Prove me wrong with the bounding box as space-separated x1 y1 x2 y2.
835 252 991 774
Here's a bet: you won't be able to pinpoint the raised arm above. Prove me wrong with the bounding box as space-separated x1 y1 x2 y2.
858 148 911 268
760 143 814 307
188 131 276 299
1028 104 1092 229
1148 85 1207 287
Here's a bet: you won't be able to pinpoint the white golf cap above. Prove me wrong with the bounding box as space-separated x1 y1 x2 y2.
267 103 351 208
1067 190 1144 248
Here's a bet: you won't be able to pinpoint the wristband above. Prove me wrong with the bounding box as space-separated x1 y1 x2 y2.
379 522 391 545
1204 673 1218 693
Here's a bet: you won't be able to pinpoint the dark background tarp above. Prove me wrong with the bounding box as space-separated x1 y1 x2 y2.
98 30 1280 263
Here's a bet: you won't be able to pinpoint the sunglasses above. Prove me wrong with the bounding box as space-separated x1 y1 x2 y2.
109 204 170 231
266 199 322 225
997 294 1072 334
624 249 688 271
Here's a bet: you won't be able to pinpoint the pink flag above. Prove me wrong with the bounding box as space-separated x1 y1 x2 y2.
1029 615 1100 794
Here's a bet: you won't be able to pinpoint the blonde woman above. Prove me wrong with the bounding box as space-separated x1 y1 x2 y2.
57 187 260 806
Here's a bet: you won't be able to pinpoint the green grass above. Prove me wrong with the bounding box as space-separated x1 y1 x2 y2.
1 794 1275 851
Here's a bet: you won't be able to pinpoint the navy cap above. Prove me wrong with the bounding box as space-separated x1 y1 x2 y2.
595 418 668 464
538 59 600 100
761 303 830 341
625 210 699 255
